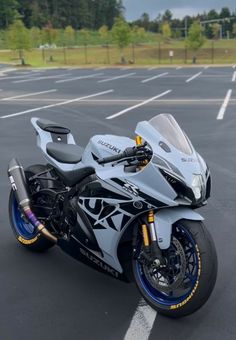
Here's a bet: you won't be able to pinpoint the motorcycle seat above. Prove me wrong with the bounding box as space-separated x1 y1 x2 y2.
46 142 83 164
36 118 70 135
55 167 95 187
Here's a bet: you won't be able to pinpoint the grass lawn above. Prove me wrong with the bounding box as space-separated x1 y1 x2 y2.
0 39 236 67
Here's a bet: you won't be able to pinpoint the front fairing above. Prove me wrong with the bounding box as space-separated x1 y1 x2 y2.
135 114 209 204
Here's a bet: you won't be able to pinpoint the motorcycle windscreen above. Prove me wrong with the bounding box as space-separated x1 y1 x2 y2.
148 114 193 155
135 113 194 157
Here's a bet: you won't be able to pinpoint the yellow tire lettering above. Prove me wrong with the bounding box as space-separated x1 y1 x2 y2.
18 235 38 245
170 245 201 310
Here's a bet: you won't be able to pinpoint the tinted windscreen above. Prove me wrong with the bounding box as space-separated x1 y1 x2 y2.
149 114 193 155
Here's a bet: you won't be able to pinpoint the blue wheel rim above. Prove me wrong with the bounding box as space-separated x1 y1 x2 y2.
12 197 37 240
135 224 200 307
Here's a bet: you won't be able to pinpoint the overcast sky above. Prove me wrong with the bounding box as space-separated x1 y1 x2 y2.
123 0 236 20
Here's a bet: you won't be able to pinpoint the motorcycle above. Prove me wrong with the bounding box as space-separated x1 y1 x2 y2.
8 113 217 318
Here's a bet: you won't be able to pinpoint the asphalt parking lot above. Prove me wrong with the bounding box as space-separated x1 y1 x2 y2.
0 64 236 340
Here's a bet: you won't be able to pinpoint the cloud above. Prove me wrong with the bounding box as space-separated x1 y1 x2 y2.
123 0 236 20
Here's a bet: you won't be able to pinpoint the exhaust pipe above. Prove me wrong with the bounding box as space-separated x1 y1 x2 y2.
8 158 57 244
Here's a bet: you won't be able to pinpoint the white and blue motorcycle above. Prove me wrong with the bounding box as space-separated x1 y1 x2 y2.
8 113 217 318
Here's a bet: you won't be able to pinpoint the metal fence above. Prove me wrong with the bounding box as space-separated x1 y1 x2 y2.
1 42 236 66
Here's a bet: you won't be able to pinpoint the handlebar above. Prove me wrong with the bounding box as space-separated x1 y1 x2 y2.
97 146 152 165
97 147 138 165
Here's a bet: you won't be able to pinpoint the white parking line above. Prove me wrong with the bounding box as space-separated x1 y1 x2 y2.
13 73 71 84
186 72 202 83
1 89 57 101
106 89 172 120
124 299 157 340
141 72 168 83
148 66 158 71
0 89 114 119
176 66 182 70
232 71 236 82
204 66 209 69
56 73 103 84
0 73 42 81
98 73 136 83
217 89 232 120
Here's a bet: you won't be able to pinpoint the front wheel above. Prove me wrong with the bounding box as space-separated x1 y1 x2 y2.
133 220 217 318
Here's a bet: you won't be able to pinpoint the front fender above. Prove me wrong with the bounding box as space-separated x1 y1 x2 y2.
154 207 204 250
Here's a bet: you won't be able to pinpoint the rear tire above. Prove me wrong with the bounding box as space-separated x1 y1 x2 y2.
8 164 55 252
133 220 217 318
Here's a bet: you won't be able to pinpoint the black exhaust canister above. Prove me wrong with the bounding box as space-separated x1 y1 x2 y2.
8 158 30 210
8 158 57 244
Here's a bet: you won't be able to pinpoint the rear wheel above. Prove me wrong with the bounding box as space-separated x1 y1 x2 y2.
8 164 55 252
133 220 217 318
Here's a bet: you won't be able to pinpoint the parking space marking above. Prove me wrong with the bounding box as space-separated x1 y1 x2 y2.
217 89 232 120
106 89 172 119
141 72 169 83
124 299 157 340
0 73 42 81
1 89 58 101
55 73 103 83
232 71 236 82
148 66 158 71
13 73 71 84
0 89 114 119
98 72 136 83
176 66 182 70
186 72 202 83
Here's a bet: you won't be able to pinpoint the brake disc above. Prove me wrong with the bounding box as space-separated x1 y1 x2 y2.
143 237 187 293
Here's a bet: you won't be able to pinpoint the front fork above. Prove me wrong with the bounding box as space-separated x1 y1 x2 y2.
140 211 164 267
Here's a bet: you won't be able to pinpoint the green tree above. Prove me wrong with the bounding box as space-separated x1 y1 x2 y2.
64 25 75 47
80 29 91 63
162 9 172 22
99 25 111 63
140 13 150 31
42 22 58 45
233 23 236 37
186 21 205 63
212 23 221 39
7 19 31 64
30 26 41 47
99 25 110 44
0 0 19 29
112 16 131 63
162 21 172 41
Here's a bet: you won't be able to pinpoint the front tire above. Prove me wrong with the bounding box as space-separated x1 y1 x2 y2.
8 164 55 252
133 220 217 318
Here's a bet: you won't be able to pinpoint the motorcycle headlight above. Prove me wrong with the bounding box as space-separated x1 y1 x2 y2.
191 175 203 200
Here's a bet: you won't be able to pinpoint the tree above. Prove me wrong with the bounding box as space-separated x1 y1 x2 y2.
140 13 150 31
80 29 91 63
212 23 221 39
162 21 172 41
233 23 236 37
162 9 172 22
7 19 31 64
0 0 19 29
186 21 205 63
64 25 75 47
30 26 41 47
99 25 110 44
99 25 111 63
42 22 58 45
111 16 131 63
